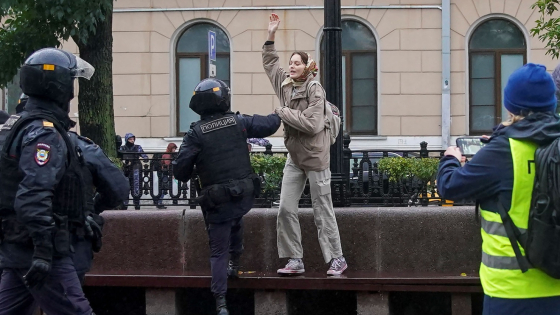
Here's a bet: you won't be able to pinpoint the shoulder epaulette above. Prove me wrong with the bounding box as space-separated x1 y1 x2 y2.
77 134 95 144
42 120 54 128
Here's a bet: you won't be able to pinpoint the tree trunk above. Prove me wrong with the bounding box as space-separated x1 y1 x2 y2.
75 2 116 157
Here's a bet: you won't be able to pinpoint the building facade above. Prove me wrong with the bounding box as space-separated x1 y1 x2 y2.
2 0 555 151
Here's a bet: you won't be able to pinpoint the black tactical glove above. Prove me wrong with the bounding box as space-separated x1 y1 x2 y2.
85 215 104 252
23 258 51 289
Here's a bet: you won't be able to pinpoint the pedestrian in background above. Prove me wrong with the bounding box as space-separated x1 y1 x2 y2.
120 133 148 210
153 143 177 209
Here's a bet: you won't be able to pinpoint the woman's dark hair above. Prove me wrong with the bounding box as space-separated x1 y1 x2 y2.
291 51 308 65
166 143 178 152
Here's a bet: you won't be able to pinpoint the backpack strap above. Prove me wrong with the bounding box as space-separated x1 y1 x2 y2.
496 195 531 273
306 81 327 116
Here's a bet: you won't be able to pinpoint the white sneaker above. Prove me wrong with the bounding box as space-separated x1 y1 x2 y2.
277 258 305 275
327 256 348 276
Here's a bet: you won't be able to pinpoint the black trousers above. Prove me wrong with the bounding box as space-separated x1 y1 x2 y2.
207 217 244 296
0 257 92 315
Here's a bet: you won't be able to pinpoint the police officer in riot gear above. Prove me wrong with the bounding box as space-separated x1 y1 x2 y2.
69 132 130 284
173 78 281 315
0 48 101 315
16 94 29 114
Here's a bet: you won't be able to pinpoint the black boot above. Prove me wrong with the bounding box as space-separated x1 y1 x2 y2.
227 255 240 279
215 295 229 315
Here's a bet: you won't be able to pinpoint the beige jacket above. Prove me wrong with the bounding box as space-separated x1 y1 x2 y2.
262 43 329 172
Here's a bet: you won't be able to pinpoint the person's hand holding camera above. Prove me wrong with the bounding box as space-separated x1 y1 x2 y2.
444 146 463 162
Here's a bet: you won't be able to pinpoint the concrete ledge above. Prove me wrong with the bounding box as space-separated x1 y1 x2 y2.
84 273 481 292
91 207 481 276
357 292 389 315
255 290 287 315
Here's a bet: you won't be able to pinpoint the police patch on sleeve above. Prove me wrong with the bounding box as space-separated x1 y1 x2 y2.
35 143 51 166
200 116 237 134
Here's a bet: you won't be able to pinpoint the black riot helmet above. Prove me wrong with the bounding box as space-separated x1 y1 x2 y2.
16 93 28 113
20 48 95 110
189 78 231 116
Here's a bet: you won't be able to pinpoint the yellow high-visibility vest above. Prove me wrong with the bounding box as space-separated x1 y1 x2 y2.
479 138 560 298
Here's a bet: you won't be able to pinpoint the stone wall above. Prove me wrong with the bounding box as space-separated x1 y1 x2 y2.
92 206 481 275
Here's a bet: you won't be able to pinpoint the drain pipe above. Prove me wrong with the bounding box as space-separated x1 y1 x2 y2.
114 4 451 149
441 0 451 149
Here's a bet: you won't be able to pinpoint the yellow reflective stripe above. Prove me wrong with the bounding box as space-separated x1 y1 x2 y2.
480 209 501 223
481 228 525 257
480 209 525 257
482 252 524 270
481 216 526 238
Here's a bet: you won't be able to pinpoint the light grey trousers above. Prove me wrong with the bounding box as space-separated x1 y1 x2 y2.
277 156 343 263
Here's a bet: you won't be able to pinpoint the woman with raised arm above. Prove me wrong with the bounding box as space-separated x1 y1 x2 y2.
262 13 347 276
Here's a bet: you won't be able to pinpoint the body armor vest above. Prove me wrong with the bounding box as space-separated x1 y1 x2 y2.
0 112 90 229
193 113 253 187
120 144 141 161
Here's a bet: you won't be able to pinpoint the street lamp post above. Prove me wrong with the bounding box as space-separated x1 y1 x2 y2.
323 0 346 206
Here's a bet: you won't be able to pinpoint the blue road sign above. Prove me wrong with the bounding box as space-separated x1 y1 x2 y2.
208 31 216 61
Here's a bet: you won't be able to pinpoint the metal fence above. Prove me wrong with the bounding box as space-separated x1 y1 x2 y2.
117 139 462 209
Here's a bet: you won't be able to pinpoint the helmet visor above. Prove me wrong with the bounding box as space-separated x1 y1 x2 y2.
73 57 95 80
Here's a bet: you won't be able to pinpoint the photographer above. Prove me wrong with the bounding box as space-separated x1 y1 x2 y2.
437 64 560 315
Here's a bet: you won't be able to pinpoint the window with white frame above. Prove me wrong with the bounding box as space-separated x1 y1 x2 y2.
176 23 230 135
320 20 378 135
469 19 526 135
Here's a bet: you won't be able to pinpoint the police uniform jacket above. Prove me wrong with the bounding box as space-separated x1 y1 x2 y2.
70 131 129 276
173 112 281 224
0 98 81 268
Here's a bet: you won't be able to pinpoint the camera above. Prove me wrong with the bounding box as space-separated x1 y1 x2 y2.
456 137 486 157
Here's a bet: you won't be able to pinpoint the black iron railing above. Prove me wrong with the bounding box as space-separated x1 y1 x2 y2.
116 138 461 209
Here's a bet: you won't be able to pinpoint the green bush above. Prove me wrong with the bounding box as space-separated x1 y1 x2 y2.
250 154 287 193
411 158 440 182
378 157 439 184
377 157 414 183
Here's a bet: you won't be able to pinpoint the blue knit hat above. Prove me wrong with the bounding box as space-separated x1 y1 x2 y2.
504 63 557 115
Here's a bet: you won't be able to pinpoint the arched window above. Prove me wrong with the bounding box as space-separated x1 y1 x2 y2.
320 20 377 135
469 19 526 134
176 23 230 135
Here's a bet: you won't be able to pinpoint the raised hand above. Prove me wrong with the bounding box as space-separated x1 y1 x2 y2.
268 13 280 41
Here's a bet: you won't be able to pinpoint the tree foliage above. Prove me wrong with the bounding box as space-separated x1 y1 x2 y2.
531 0 560 59
0 0 117 157
0 0 112 86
